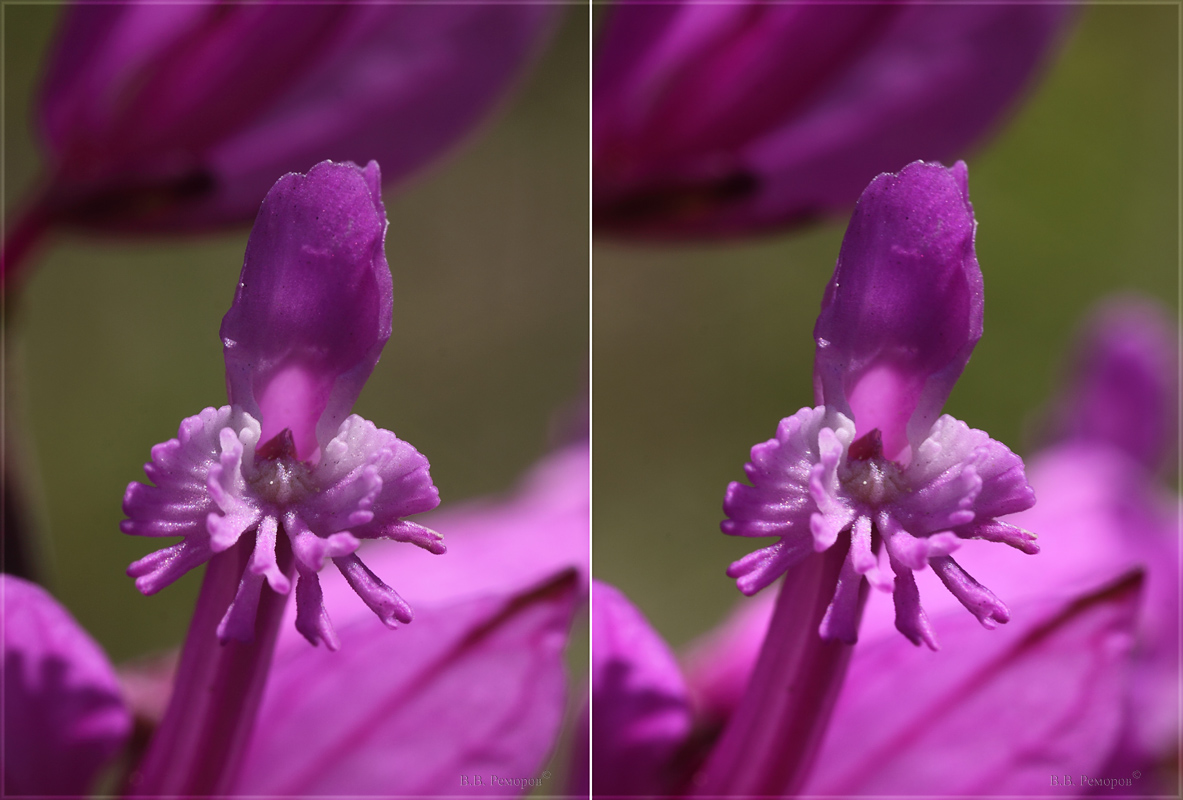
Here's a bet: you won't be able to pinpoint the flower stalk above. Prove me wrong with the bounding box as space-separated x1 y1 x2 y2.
693 543 862 796
125 533 293 796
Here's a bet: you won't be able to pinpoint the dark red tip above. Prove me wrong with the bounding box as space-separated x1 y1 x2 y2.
257 428 297 461
848 429 883 462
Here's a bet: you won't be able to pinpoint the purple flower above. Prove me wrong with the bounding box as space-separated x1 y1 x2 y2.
122 160 440 651
3 3 556 279
723 160 1036 649
593 1 1071 237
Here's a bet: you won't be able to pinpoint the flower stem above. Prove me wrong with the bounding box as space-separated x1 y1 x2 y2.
125 534 293 797
692 544 863 796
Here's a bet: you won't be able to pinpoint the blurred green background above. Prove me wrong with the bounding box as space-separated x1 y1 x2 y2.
4 7 589 662
593 6 1178 649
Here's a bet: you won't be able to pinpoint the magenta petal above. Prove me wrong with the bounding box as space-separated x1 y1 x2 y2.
236 571 578 796
2 575 131 796
220 160 391 459
805 572 1143 796
813 160 983 459
589 581 693 798
1049 297 1179 475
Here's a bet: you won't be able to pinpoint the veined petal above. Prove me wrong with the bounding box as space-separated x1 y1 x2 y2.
813 161 982 460
220 160 392 460
806 573 1142 796
236 571 578 796
2 576 132 797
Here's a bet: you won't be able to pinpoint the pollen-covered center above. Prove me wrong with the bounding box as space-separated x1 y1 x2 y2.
839 429 905 507
247 428 316 505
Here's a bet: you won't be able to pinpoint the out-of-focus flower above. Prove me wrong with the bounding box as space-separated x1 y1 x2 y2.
122 160 440 650
723 161 1034 649
593 1 1071 237
3 2 556 279
6 441 588 797
0 574 132 796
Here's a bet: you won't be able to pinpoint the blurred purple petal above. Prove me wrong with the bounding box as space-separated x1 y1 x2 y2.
595 2 1071 236
589 581 693 798
237 571 579 796
40 5 344 187
221 160 390 458
1046 296 1179 475
207 4 557 228
813 161 982 459
966 443 1179 765
595 4 897 177
35 2 557 233
2 575 131 796
806 572 1142 796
